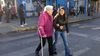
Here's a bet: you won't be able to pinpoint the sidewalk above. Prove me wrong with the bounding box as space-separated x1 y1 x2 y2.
0 17 38 34
69 12 100 23
0 13 100 34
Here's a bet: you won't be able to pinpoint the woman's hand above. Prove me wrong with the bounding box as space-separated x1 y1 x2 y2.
60 26 64 29
42 35 47 38
56 24 59 27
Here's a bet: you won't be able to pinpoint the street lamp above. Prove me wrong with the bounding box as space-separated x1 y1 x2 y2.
77 0 78 15
76 0 79 16
73 0 79 16
84 0 87 16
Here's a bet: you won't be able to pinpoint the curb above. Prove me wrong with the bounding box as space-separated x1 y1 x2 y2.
69 16 100 23
16 26 37 31
0 26 37 35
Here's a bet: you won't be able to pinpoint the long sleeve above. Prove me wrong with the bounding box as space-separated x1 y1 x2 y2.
38 14 46 36
65 24 69 33
65 16 69 33
53 16 59 29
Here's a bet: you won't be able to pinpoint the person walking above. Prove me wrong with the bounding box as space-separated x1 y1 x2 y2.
5 2 11 23
53 7 72 56
11 4 17 20
35 5 54 56
18 4 27 27
0 4 3 24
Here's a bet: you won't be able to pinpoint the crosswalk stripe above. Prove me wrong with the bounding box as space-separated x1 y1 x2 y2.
92 27 100 30
79 25 92 29
0 36 90 56
0 31 90 56
71 24 80 27
92 36 100 41
71 32 100 42
71 32 89 38
0 31 89 42
73 47 90 56
0 33 37 42
0 40 55 56
0 47 34 56
1 37 63 56
57 47 90 56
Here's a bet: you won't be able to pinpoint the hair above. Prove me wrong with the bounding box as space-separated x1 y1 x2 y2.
54 7 66 19
59 6 65 12
54 6 66 19
59 7 66 15
20 4 24 7
60 6 64 9
59 6 68 19
43 5 53 12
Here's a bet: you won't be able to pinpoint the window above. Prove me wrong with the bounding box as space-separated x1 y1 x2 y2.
26 0 30 3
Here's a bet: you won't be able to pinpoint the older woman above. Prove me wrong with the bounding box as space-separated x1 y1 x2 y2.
35 5 54 56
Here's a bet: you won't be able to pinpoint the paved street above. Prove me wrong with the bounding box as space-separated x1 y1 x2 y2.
0 18 100 56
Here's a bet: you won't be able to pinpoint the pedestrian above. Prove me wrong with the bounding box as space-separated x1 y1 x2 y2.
11 4 17 20
79 6 83 14
87 5 91 16
82 6 84 14
70 8 75 16
52 7 57 17
0 4 3 24
18 4 27 27
35 5 54 56
4 2 11 23
53 7 72 56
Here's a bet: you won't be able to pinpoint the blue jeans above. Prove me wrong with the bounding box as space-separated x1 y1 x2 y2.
53 31 71 56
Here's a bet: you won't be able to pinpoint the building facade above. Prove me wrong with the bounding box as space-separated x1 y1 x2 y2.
0 0 5 7
96 0 100 12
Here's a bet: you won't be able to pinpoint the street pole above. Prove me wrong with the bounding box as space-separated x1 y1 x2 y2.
46 0 53 5
56 0 60 8
84 0 87 16
15 0 17 13
70 0 74 8
77 0 78 16
56 0 57 8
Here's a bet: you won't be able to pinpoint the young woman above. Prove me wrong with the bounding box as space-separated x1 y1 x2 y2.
53 7 72 56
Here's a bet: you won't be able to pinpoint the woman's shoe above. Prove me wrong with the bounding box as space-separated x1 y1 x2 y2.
35 51 39 56
49 55 54 56
53 51 57 55
69 54 73 56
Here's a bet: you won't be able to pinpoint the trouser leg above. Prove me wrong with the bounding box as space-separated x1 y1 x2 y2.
47 37 54 55
35 38 46 52
60 32 71 56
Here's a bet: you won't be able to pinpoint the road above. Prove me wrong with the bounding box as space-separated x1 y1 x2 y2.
0 18 100 56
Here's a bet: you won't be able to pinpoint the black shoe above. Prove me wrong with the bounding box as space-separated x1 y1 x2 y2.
35 51 39 56
49 55 54 56
69 54 73 56
53 51 57 55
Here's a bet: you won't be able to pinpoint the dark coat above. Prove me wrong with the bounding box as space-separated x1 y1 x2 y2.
18 5 25 19
53 14 69 33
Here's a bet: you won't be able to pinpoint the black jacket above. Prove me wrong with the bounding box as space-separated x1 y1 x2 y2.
53 14 69 33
